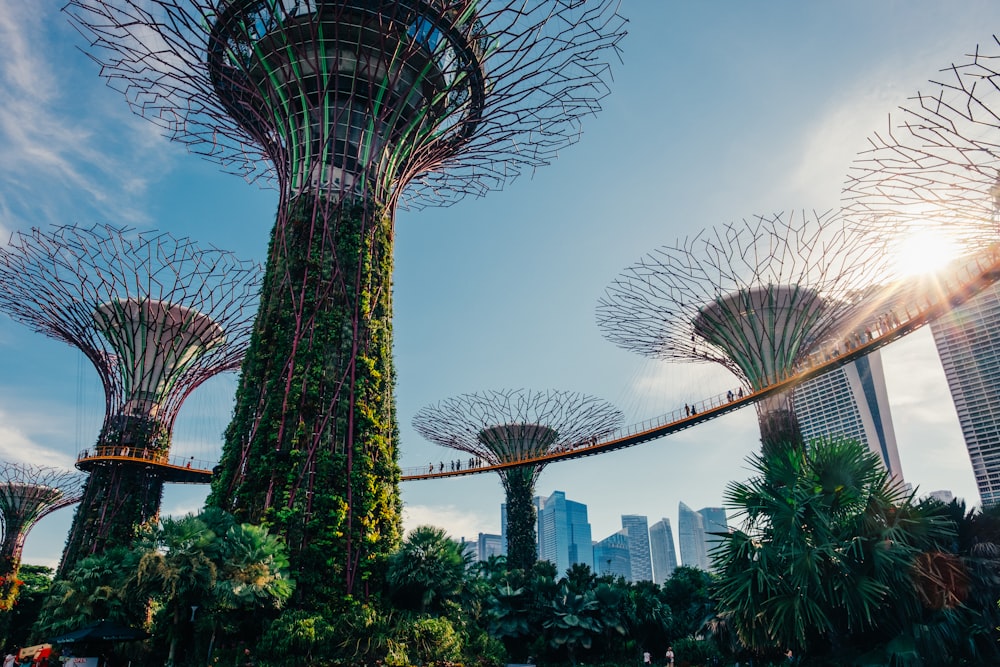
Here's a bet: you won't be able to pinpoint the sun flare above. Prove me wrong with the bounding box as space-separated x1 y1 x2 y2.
893 230 962 278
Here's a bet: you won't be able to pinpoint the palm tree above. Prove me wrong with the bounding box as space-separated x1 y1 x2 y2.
33 547 144 637
135 515 218 666
713 436 954 663
386 526 471 614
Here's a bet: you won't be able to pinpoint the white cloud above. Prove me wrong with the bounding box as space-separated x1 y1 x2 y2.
402 503 494 542
0 0 174 231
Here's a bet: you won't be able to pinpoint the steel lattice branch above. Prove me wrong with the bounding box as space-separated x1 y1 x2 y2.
843 35 1000 253
596 210 885 391
413 388 623 465
65 0 626 210
0 224 262 433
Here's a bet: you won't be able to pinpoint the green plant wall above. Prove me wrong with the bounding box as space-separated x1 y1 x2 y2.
209 195 401 608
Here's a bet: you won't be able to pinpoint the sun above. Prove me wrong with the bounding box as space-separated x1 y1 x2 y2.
893 229 962 278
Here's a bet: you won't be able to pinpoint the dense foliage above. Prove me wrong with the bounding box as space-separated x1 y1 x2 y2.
210 196 400 608
712 436 1000 666
32 509 292 666
8 439 1000 666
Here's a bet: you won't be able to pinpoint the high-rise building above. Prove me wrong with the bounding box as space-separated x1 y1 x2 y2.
593 531 632 580
648 518 678 584
621 515 653 582
698 507 729 568
793 350 903 478
930 281 1000 506
677 502 708 571
535 491 594 575
476 533 504 562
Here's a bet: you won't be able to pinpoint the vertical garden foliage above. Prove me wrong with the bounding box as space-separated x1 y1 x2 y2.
210 195 400 608
503 467 538 571
61 415 170 575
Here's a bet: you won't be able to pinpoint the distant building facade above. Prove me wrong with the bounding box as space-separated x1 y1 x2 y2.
698 506 729 565
593 530 631 579
476 532 503 562
648 518 678 584
931 281 1000 506
536 490 593 575
793 350 903 478
677 502 707 570
621 514 653 582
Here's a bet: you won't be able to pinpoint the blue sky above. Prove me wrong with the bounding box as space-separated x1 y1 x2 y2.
1 0 998 569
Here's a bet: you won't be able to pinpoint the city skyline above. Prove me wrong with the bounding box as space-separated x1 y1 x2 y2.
1 2 998 568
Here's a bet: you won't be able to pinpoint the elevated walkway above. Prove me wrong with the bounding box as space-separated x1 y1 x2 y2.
400 244 1000 480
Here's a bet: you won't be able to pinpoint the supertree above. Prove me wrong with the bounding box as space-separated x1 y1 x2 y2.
0 463 84 610
0 224 260 575
64 0 625 603
596 210 886 454
842 36 1000 506
412 388 622 570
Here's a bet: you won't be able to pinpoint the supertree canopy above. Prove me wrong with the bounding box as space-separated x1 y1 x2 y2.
0 463 84 610
596 210 885 453
413 389 622 570
842 36 1000 258
0 224 260 575
65 0 625 603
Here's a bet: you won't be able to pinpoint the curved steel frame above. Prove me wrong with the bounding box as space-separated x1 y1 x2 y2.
0 463 84 609
596 210 887 450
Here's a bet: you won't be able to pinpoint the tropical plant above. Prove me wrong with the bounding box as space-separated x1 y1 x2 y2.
386 525 470 614
33 546 144 638
660 566 714 640
712 436 955 664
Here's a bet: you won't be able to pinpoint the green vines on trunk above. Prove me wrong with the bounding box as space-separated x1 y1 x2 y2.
503 468 538 571
209 195 401 609
59 418 169 577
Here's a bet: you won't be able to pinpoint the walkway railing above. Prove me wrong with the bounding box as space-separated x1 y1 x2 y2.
76 445 214 477
400 243 1000 481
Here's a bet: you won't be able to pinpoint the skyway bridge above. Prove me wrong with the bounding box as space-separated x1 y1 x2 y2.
399 244 1000 481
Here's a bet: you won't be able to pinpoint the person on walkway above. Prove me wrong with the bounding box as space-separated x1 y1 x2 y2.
665 646 675 665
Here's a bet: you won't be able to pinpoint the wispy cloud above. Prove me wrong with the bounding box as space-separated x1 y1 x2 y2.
0 0 174 231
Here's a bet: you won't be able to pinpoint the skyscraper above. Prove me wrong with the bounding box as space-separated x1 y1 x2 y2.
793 350 903 477
593 531 632 580
535 491 594 575
476 533 504 563
621 515 653 582
698 507 729 567
648 518 679 584
930 281 1000 506
677 502 708 571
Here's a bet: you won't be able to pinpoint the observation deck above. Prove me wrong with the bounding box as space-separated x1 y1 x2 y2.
75 446 213 484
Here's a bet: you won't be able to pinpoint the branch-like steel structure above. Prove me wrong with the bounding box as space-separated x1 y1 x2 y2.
0 463 84 610
843 36 1000 254
64 0 625 604
0 224 260 575
413 388 622 570
596 210 885 452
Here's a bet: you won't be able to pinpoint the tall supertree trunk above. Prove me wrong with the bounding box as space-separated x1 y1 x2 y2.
210 195 400 607
503 467 539 571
